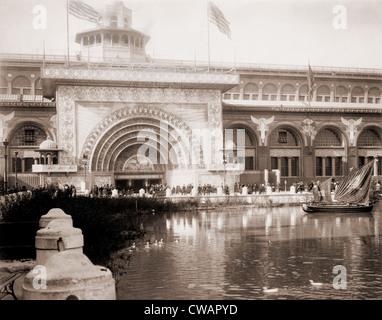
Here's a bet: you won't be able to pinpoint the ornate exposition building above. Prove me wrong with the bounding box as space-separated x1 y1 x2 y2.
0 2 381 193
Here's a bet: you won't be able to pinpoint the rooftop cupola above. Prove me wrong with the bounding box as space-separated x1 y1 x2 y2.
74 1 150 62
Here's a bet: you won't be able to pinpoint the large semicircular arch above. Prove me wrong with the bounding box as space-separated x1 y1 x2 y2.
81 105 199 171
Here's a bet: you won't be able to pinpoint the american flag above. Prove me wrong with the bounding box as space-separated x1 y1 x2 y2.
307 63 315 99
208 1 231 40
69 0 100 23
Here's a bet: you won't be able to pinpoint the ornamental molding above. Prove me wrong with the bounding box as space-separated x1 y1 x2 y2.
56 86 222 166
42 67 239 88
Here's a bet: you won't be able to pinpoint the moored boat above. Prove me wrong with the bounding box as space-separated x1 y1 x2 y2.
302 158 377 214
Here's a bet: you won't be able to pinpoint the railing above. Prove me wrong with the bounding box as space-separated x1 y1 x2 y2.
2 52 382 77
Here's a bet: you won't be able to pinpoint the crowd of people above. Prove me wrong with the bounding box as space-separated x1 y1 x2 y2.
2 179 381 199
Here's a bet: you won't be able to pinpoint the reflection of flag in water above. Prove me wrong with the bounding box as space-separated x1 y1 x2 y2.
307 63 315 99
208 1 231 40
69 0 101 23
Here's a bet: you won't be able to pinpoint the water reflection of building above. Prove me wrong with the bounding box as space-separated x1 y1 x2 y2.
0 1 381 192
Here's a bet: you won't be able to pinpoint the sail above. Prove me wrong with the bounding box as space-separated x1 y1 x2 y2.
334 158 376 205
320 177 333 203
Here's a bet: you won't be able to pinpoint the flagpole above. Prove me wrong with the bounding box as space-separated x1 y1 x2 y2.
207 1 211 73
66 0 70 66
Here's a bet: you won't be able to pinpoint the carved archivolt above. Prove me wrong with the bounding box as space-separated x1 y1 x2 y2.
56 86 222 165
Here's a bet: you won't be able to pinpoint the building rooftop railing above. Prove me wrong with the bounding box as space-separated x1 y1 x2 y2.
1 52 382 78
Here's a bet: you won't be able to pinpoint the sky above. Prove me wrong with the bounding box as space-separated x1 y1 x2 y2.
0 0 382 69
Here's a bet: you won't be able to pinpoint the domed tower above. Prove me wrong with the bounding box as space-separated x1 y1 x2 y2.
36 137 60 165
74 1 150 62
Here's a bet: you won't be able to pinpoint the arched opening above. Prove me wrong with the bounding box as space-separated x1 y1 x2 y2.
316 85 330 102
335 86 348 102
298 85 308 102
9 124 48 173
269 127 302 177
357 127 382 174
262 83 277 101
121 35 129 45
314 128 345 177
223 85 240 100
12 76 31 95
243 83 258 100
0 76 8 94
280 84 295 101
112 34 119 46
368 87 381 104
351 86 365 103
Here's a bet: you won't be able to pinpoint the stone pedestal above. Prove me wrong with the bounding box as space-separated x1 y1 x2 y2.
22 251 116 300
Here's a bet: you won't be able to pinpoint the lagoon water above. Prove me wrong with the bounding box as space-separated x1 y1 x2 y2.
115 201 382 300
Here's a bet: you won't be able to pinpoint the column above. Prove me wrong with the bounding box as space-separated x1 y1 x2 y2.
47 154 51 165
331 157 336 177
277 158 282 172
34 158 38 165
364 90 369 104
21 158 25 173
295 88 299 101
288 157 292 177
374 158 378 176
322 157 326 176
258 88 263 100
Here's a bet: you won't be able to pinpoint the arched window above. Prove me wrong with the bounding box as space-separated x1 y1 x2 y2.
243 83 258 100
0 76 8 94
110 16 118 27
121 35 129 45
368 87 381 104
112 34 119 45
10 125 47 146
358 129 382 146
316 85 330 102
89 35 95 45
269 128 300 147
223 86 240 100
96 34 102 44
83 36 89 46
34 78 42 95
298 85 308 101
351 86 364 103
280 84 295 101
12 76 31 95
335 86 348 102
262 83 277 101
315 128 342 147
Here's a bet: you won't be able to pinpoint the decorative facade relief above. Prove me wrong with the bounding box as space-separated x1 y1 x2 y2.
315 148 345 157
301 117 317 141
341 117 362 147
0 112 15 141
250 115 274 145
56 86 222 167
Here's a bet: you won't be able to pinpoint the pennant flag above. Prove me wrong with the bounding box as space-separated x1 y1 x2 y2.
307 63 315 99
69 0 101 23
208 1 231 40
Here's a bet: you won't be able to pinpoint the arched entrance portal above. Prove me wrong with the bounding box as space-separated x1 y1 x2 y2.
81 105 200 192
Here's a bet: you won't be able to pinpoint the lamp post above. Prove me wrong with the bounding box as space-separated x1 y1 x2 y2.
83 155 88 191
3 140 8 194
223 154 227 191
14 151 18 190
